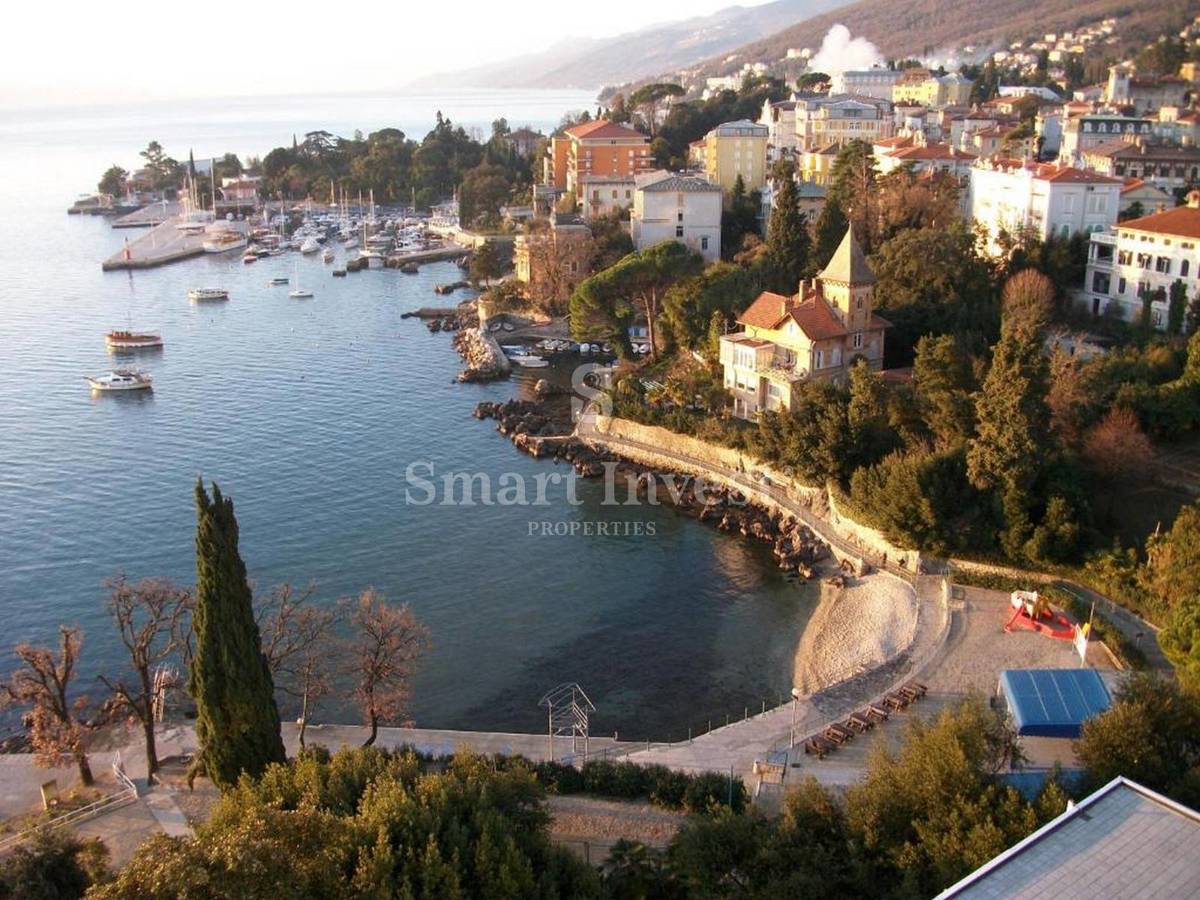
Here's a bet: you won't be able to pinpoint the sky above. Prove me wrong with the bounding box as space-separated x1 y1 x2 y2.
1 0 773 109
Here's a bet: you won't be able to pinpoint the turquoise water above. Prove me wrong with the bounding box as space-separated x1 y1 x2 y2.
0 92 814 740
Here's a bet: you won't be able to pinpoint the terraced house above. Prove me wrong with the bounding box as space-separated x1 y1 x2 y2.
719 226 888 419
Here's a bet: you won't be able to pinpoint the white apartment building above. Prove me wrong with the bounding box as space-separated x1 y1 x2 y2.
578 175 635 220
968 159 1121 256
760 98 799 162
631 171 722 263
1082 192 1200 328
830 69 902 101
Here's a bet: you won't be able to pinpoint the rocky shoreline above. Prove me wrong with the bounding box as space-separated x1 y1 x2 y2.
453 328 511 382
473 398 836 580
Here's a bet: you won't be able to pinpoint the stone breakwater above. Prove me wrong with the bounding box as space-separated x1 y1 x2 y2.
453 328 511 382
473 399 833 580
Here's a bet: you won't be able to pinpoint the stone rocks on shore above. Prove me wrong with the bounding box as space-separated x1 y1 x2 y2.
472 399 833 578
454 328 511 382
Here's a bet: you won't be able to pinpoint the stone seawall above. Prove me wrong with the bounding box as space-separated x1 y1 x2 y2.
585 416 920 577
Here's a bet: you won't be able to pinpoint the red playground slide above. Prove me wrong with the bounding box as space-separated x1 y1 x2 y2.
1004 591 1077 640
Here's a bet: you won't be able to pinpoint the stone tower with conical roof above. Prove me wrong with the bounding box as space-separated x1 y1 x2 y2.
817 225 876 335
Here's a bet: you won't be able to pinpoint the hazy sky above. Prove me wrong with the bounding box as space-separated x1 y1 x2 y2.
2 0 772 109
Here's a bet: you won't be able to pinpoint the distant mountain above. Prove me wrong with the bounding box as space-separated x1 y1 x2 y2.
406 0 855 92
688 0 1195 79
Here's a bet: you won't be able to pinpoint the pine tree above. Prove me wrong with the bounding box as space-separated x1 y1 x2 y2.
188 480 285 790
767 174 810 292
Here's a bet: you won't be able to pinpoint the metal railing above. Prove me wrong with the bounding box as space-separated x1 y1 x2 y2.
0 754 139 854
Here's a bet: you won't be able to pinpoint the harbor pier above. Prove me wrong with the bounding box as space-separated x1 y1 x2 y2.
101 217 246 271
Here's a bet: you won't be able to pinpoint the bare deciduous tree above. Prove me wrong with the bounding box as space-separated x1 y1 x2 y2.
1 627 94 785
344 590 428 747
522 225 595 316
257 584 338 748
100 576 191 782
1084 407 1154 520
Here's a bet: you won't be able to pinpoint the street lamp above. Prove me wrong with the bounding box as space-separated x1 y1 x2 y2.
789 687 802 748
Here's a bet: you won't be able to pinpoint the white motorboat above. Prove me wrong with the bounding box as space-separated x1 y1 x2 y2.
105 330 163 350
85 369 153 392
300 237 321 254
509 353 549 368
322 247 335 263
202 231 248 253
188 288 228 302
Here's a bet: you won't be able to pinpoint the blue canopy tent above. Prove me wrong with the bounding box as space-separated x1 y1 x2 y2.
998 669 1112 738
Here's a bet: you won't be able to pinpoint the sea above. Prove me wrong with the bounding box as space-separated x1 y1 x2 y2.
0 90 816 741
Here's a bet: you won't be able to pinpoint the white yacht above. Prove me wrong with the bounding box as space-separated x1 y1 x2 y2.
85 370 153 392
202 231 248 253
188 288 229 302
300 237 321 254
289 263 313 298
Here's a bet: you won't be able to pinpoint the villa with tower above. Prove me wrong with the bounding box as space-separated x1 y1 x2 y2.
719 225 889 420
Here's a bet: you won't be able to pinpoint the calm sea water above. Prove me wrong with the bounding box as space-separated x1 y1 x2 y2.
0 91 814 741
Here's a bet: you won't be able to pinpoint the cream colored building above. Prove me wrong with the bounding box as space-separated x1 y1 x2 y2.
892 69 974 107
719 226 889 419
704 119 769 195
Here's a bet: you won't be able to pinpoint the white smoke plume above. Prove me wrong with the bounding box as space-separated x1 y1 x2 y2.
808 24 885 75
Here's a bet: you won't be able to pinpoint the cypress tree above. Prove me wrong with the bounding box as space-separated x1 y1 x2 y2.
188 480 285 789
814 198 848 269
767 174 810 292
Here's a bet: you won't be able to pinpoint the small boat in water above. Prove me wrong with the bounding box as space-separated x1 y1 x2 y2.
322 247 335 263
509 353 549 368
85 369 153 392
270 276 290 285
105 330 163 350
242 248 259 264
289 262 313 298
188 288 229 302
300 237 321 254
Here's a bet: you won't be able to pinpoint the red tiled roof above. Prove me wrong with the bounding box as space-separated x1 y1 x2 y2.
874 136 915 149
1119 204 1200 240
736 290 851 342
890 144 975 161
564 119 647 141
1034 164 1122 184
737 291 794 329
787 295 847 341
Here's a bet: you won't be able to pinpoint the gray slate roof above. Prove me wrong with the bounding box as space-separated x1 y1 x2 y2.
938 777 1200 900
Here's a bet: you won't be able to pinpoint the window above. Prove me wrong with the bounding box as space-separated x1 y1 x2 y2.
852 333 863 349
701 236 709 250
1118 250 1132 266
1183 260 1191 278
1118 277 1126 295
814 350 824 369
1092 272 1111 294
1156 257 1171 274
675 226 684 238
1137 253 1152 270
855 296 863 310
